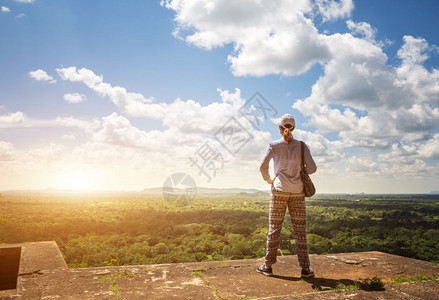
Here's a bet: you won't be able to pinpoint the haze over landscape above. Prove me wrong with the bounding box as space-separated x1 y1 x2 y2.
1 0 439 194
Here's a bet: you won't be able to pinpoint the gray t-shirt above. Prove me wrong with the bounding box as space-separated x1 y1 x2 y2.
259 138 317 193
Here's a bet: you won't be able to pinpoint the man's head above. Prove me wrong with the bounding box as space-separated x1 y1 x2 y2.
278 114 295 130
278 114 295 144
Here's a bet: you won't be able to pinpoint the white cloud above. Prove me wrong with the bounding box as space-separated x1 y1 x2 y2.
396 36 439 105
63 93 87 103
0 112 26 127
161 1 438 189
51 65 439 191
162 88 246 135
378 142 418 162
346 20 393 47
16 13 26 19
397 35 430 64
1 6 11 12
346 20 382 46
0 87 281 189
226 14 330 76
0 137 192 190
0 111 99 131
418 134 439 159
293 34 439 149
163 1 438 160
25 143 66 164
2 3 438 193
0 141 16 161
6 70 269 174
61 134 76 141
29 68 277 175
0 109 262 190
56 67 162 117
345 156 379 173
162 0 356 76
56 67 254 136
93 113 163 150
89 112 211 169
14 0 34 3
90 108 269 165
387 159 431 177
29 69 56 83
294 129 345 163
374 135 439 165
162 0 331 76
55 73 281 182
51 117 100 132
315 0 354 21
55 67 287 172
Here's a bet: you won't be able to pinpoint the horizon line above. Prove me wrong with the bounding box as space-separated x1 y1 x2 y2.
1 187 438 195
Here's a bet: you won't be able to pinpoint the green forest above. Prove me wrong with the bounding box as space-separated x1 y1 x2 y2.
0 192 438 268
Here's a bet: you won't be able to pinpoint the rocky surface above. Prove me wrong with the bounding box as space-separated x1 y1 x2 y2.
0 242 438 299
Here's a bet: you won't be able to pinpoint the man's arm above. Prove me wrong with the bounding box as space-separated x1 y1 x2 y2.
260 142 274 181
304 143 317 174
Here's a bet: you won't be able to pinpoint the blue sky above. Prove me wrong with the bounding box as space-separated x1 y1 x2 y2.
1 0 439 193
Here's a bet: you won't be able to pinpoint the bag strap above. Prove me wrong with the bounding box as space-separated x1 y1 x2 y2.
300 141 305 173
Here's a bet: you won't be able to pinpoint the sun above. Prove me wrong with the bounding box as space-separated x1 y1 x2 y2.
60 171 94 191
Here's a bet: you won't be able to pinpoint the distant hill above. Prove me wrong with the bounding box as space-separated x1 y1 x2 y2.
2 188 438 196
140 187 268 195
0 187 268 196
0 188 137 195
139 187 164 194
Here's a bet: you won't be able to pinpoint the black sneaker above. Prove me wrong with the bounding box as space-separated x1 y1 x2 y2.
301 268 314 278
256 264 273 276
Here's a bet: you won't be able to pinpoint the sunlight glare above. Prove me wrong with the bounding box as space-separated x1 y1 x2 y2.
60 171 93 190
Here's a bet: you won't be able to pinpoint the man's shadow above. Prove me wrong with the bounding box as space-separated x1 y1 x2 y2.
271 274 359 291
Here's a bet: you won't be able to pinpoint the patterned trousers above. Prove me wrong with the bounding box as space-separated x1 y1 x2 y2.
264 189 310 269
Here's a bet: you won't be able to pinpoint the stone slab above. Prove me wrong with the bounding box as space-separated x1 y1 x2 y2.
0 241 68 275
0 246 438 300
272 281 439 299
0 241 67 298
200 251 439 299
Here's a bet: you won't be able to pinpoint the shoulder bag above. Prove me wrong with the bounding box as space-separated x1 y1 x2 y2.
300 141 316 197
